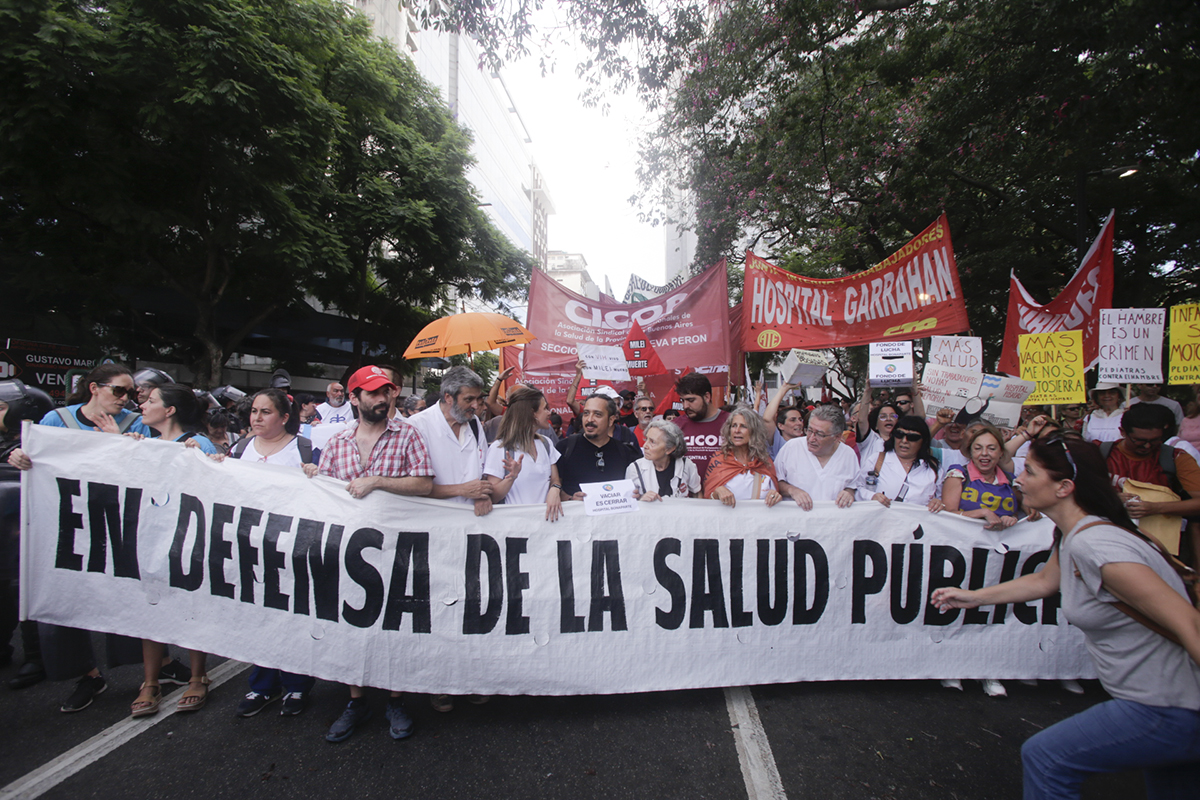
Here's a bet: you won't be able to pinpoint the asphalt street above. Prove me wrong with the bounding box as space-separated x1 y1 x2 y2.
0 639 1147 800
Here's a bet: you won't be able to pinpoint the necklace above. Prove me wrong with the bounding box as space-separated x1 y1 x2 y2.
254 434 294 461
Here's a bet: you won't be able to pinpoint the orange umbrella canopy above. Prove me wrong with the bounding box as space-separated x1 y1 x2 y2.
403 312 535 359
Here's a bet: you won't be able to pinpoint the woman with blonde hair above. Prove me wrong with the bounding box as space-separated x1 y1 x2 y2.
702 405 782 507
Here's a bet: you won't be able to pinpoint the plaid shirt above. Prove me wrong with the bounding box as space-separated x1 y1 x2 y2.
318 417 433 481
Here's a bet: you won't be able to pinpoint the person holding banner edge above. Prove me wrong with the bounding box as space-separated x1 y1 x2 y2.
702 406 782 507
626 419 701 500
485 384 565 520
932 435 1200 799
856 415 945 512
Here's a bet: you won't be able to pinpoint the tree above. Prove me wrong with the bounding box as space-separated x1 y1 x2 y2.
0 0 532 385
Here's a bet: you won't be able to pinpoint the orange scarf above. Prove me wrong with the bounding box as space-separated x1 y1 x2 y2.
703 452 778 499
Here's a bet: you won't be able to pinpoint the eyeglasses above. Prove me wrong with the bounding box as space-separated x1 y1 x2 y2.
595 451 605 471
892 431 924 443
1126 432 1164 448
808 428 835 440
98 383 131 399
1043 433 1077 480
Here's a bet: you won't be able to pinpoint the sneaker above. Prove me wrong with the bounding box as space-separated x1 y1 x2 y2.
385 699 414 740
236 690 281 718
61 674 107 713
1060 679 1084 695
430 694 454 713
326 700 372 743
939 679 962 691
158 659 192 686
981 679 1007 697
280 692 308 717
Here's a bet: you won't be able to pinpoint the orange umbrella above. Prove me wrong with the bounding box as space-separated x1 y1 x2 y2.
403 312 536 359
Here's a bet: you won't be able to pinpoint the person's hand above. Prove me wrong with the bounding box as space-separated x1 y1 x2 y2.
575 358 585 376
1027 415 1050 437
125 432 147 441
497 367 515 383
7 448 31 471
930 587 981 611
93 411 120 434
787 487 814 511
638 491 662 502
1125 497 1156 518
1025 509 1042 522
927 496 945 513
998 514 1018 529
765 489 782 507
836 488 855 509
571 491 586 501
872 492 891 508
302 463 319 479
503 453 524 480
462 479 494 500
980 509 1003 529
712 486 736 507
473 497 493 517
936 407 954 424
346 475 375 496
545 493 563 521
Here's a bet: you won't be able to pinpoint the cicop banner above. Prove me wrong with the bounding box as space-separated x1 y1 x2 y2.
741 216 970 352
1019 331 1086 405
1098 308 1165 383
524 261 731 387
999 212 1115 376
1168 304 1200 386
20 426 1094 695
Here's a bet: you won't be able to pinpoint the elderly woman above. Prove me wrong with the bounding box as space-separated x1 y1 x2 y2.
857 415 944 512
702 405 782 507
626 419 701 500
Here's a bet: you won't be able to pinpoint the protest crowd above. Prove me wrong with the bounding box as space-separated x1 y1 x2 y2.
3 215 1200 796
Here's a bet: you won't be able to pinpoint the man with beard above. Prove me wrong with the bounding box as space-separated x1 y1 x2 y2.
670 373 729 476
406 366 493 517
775 405 859 510
555 394 641 499
315 381 352 425
318 365 433 743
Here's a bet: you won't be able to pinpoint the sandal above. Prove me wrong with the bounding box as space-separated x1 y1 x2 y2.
131 682 161 718
177 675 211 713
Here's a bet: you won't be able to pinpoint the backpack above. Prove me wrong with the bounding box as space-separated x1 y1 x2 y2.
231 434 313 464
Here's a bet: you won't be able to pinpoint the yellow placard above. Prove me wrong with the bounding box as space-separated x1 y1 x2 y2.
1168 304 1200 385
1018 330 1085 404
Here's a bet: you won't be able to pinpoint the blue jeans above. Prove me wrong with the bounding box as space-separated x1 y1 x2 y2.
1022 699 1200 799
247 666 314 696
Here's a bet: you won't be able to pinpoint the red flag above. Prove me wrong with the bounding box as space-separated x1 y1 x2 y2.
622 320 666 376
998 211 1115 376
653 369 690 415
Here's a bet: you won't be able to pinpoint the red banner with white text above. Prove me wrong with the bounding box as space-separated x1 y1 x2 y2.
524 261 731 387
741 215 970 352
997 212 1115 376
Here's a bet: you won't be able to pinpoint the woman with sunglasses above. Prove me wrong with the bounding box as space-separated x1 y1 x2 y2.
484 385 564 521
856 415 945 512
703 406 782 507
6 364 193 714
933 435 1200 798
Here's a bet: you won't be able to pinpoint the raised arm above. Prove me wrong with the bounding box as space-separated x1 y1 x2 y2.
763 382 798 426
484 367 515 418
566 358 585 418
856 382 872 440
931 550 1061 609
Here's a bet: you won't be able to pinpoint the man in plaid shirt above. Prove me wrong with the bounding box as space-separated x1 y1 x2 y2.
319 364 433 744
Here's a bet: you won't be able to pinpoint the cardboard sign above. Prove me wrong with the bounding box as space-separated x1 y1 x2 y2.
921 364 983 411
928 336 983 372
1168 304 1200 385
1098 309 1164 383
921 366 1036 427
577 344 632 382
975 374 1037 428
777 349 830 386
580 479 638 515
1019 331 1085 404
868 341 914 387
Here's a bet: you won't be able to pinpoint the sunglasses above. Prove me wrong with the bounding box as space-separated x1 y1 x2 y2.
892 430 924 443
98 383 132 399
595 451 605 471
1043 433 1077 480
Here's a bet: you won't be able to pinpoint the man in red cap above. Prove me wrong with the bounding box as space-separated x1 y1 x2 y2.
318 365 434 743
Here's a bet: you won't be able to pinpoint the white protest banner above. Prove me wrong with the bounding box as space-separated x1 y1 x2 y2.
577 344 632 382
21 427 1094 695
777 349 830 387
929 336 983 371
1098 308 1165 383
976 374 1037 428
581 480 638 516
920 364 983 412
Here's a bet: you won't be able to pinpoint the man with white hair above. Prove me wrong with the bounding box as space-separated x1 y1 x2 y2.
775 405 859 510
315 381 353 425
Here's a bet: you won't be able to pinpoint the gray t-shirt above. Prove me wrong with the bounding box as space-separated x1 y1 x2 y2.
1060 516 1200 709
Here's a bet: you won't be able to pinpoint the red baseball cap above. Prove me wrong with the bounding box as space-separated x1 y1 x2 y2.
347 365 395 394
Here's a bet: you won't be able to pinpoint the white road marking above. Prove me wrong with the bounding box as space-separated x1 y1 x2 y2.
0 660 250 800
725 686 788 800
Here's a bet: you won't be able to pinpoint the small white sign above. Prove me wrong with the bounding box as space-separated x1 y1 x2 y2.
577 344 632 382
580 479 639 516
777 349 830 386
868 341 913 387
929 336 983 372
1098 308 1165 383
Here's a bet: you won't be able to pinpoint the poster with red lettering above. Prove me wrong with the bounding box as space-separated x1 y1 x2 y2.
997 212 1115 377
524 261 731 386
741 215 970 352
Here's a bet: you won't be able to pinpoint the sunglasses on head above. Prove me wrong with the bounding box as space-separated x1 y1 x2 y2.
98 383 131 399
892 430 924 443
1042 433 1077 480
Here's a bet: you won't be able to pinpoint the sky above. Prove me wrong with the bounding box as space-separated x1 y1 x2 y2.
500 43 670 304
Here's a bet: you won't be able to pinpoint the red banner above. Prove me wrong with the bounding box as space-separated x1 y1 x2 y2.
524 261 731 386
622 320 666 376
741 215 969 352
998 212 1115 376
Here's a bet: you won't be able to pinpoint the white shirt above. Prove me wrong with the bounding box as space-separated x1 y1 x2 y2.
1083 408 1124 443
406 404 485 505
484 437 559 505
774 439 859 502
316 401 354 426
856 451 940 505
247 436 304 468
722 470 777 500
858 429 885 466
625 457 702 498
